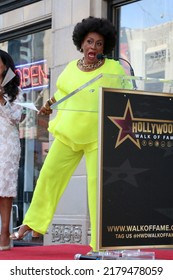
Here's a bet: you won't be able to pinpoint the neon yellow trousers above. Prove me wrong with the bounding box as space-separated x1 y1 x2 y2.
23 138 98 250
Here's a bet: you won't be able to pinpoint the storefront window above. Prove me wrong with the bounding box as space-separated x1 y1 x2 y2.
0 28 51 226
0 0 42 14
118 0 173 93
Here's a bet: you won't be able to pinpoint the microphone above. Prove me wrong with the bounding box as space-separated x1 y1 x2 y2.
74 252 121 260
74 254 101 260
96 54 137 89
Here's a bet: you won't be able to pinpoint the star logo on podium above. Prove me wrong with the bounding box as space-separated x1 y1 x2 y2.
104 159 148 187
108 99 141 148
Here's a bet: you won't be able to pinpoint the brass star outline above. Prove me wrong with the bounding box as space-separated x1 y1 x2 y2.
108 99 141 149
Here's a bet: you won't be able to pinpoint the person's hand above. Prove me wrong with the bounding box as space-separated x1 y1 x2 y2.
37 104 52 115
37 97 56 115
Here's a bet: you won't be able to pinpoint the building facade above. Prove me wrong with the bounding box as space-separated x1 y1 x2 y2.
0 0 173 246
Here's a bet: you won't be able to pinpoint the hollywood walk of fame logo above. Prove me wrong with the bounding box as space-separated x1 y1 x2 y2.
108 99 173 149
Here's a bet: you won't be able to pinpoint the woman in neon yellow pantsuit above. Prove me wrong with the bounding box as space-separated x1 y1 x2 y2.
10 16 131 251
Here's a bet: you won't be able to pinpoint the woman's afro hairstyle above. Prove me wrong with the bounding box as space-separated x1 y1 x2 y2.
72 16 117 55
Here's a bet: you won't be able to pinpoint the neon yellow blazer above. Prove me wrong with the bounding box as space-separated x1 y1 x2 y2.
48 58 130 148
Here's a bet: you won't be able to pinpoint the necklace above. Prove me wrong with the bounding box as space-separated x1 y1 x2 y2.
77 58 103 70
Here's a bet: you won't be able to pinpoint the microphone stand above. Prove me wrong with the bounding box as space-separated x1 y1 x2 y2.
117 57 137 90
97 54 137 90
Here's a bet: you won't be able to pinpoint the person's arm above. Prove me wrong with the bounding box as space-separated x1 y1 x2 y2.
37 96 56 115
0 86 6 106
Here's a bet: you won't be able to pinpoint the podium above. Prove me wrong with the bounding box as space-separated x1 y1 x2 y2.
97 75 173 255
51 74 173 257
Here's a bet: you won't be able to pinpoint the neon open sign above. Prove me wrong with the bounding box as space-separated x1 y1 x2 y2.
15 59 49 91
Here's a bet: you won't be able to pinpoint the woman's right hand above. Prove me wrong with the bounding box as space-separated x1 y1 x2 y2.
37 97 56 115
37 105 52 115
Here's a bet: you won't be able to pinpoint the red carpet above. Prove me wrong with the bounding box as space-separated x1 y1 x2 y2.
0 244 91 260
0 244 173 260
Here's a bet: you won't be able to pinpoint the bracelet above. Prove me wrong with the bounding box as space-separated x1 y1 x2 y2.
47 99 52 107
47 98 54 107
44 101 52 111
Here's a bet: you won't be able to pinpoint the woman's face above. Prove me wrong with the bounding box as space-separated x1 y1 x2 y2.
81 32 104 64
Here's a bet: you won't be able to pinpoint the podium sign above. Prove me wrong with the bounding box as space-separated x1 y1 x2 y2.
98 88 173 250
